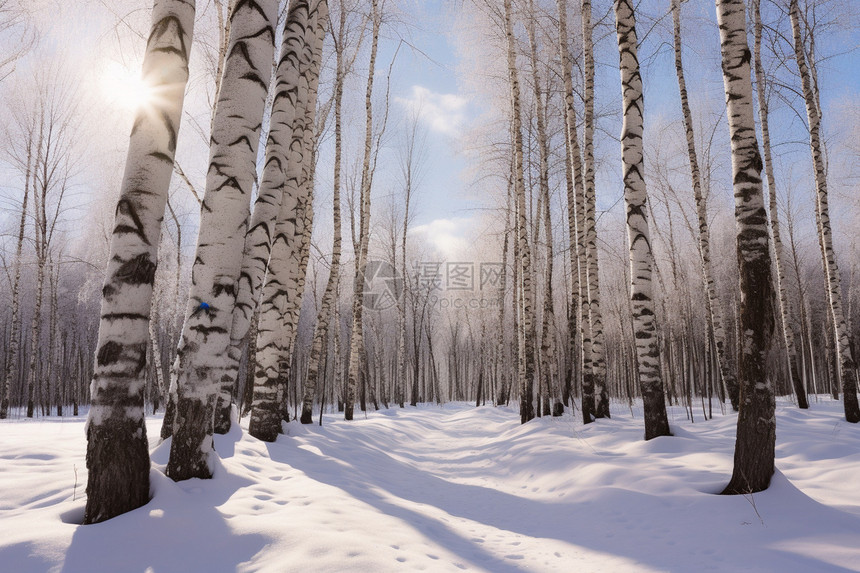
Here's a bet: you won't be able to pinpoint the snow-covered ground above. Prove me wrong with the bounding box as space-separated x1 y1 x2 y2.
1 397 859 572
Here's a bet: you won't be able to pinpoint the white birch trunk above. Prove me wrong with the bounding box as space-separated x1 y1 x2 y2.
525 0 555 416
672 0 738 411
85 0 195 524
582 0 609 419
556 0 583 411
224 0 325 417
345 0 380 421
504 0 536 423
614 0 670 440
249 0 329 440
716 0 776 494
148 294 166 410
789 0 859 422
752 0 807 409
300 2 346 423
166 0 276 479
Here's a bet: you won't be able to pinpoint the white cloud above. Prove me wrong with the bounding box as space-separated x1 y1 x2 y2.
410 217 473 260
395 85 469 137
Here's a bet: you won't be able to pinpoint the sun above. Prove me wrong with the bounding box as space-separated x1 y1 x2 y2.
100 62 154 112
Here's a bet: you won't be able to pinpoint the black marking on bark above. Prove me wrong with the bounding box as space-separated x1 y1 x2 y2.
102 312 149 321
213 282 236 298
97 341 123 366
241 69 270 93
150 151 173 164
191 324 229 336
214 176 242 194
149 16 189 60
227 134 255 153
160 109 178 153
115 253 157 286
115 199 149 244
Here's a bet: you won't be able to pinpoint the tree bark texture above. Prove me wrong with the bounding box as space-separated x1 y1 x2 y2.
249 0 328 440
167 0 276 478
716 0 777 494
504 0 535 424
614 0 670 440
86 0 195 523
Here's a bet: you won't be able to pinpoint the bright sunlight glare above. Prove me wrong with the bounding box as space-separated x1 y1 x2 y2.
100 62 153 112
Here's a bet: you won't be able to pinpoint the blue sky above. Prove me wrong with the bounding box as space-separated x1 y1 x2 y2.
377 0 860 262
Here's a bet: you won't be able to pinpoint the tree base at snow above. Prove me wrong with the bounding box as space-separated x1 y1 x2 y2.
250 399 282 442
166 396 215 481
299 408 314 425
84 418 150 524
721 386 775 495
214 400 233 434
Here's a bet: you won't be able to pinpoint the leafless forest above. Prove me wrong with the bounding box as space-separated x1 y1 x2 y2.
0 0 858 523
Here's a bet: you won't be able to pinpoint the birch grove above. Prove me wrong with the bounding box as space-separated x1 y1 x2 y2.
2 0 860 528
752 0 807 410
789 0 860 424
0 120 30 420
299 0 360 424
671 0 737 412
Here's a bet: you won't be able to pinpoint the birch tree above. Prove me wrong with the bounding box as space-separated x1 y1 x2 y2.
671 0 738 411
250 0 329 440
345 0 382 421
85 0 195 523
614 0 670 439
398 108 425 408
166 0 277 479
789 0 859 422
715 0 776 494
582 0 609 419
751 0 807 409
300 0 361 423
0 114 31 419
503 0 535 423
556 0 584 414
524 0 555 416
225 0 322 420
